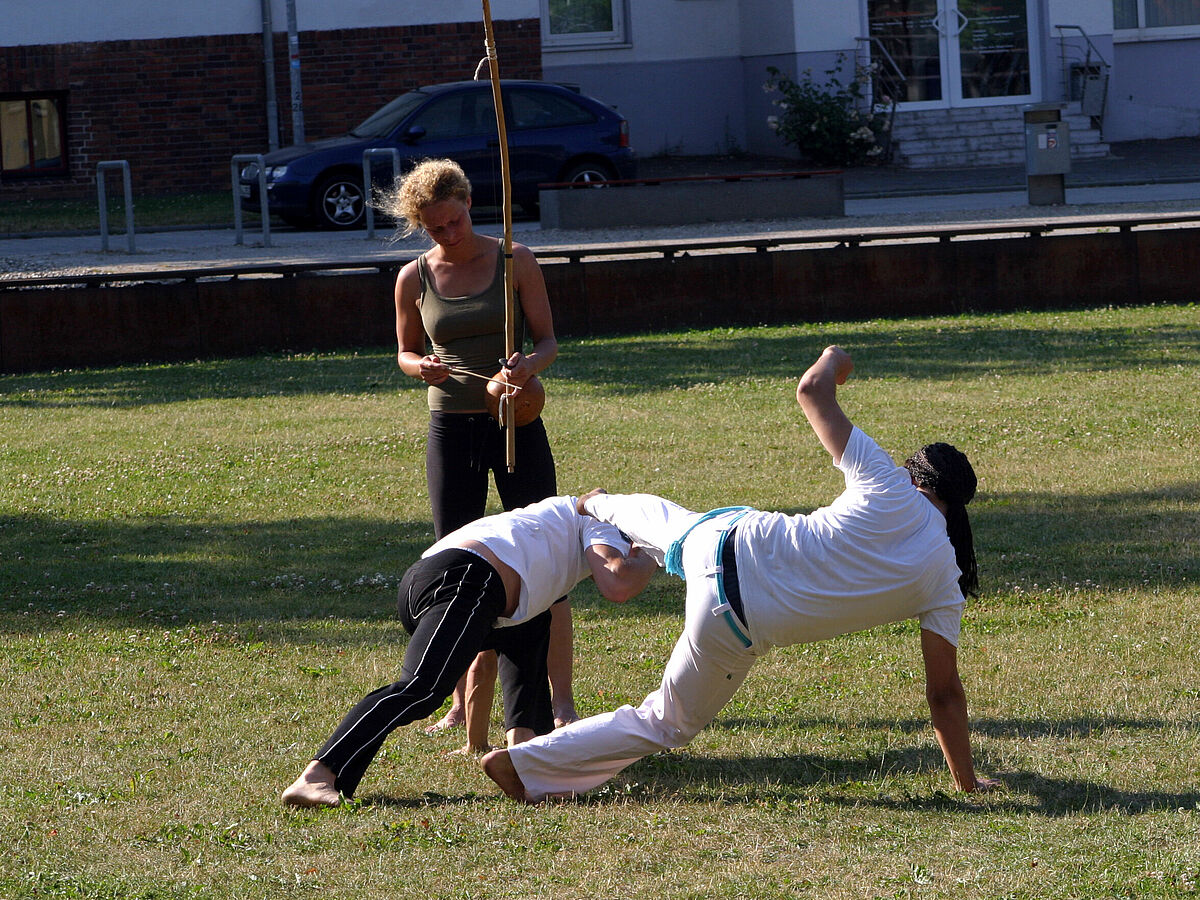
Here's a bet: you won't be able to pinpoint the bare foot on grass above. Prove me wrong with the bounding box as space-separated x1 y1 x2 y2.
481 749 534 803
423 708 465 735
449 742 493 757
281 760 341 808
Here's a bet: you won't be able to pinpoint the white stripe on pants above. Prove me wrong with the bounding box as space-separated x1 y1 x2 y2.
508 493 760 801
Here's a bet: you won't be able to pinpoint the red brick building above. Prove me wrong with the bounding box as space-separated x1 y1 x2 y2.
1 17 540 201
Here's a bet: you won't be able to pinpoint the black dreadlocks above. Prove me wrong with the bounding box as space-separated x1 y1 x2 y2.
904 443 979 598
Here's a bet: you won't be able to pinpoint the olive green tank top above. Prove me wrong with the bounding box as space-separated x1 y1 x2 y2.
417 240 524 412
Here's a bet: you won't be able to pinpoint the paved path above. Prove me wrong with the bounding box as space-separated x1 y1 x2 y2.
4 137 1200 281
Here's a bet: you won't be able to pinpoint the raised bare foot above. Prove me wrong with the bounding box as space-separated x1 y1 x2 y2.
553 707 579 729
575 488 607 517
423 708 465 735
481 749 533 803
281 760 341 808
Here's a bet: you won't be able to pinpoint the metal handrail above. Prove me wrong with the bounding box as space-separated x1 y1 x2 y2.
1053 24 1110 69
1054 24 1111 124
856 36 908 92
855 36 907 163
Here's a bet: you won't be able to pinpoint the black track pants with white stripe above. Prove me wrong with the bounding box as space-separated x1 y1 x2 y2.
313 549 512 798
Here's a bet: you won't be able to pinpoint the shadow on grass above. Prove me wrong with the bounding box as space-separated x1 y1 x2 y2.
351 791 489 810
0 352 415 409
0 512 688 633
2 473 1195 633
561 319 1200 395
0 513 428 628
717 714 1200 738
976 482 1199 590
1 316 1196 407
604 741 1200 817
315 726 1200 816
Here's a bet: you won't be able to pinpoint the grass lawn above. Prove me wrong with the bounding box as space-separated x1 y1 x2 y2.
0 192 240 235
1 304 1197 899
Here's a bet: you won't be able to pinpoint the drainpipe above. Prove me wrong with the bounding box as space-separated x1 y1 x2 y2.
261 0 279 151
286 0 306 145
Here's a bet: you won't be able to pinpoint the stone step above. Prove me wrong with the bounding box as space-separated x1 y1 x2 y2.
887 103 1108 168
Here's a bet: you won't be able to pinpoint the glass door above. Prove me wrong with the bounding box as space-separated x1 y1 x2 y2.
952 0 1034 102
867 0 1037 108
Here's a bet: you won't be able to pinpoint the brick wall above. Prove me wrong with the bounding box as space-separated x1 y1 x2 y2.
0 20 541 201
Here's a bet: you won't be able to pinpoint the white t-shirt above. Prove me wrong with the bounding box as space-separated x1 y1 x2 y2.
423 495 632 627
734 426 965 648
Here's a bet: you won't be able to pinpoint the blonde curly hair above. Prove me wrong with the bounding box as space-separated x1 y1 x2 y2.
379 158 472 237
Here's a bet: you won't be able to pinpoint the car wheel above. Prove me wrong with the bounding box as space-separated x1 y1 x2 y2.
561 161 617 186
313 174 366 229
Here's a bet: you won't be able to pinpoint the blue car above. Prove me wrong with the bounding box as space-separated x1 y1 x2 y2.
239 79 636 229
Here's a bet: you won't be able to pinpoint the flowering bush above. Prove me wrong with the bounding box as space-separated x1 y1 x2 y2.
765 56 891 167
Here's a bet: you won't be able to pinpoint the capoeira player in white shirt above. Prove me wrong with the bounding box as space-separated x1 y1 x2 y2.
282 496 657 808
483 345 1000 802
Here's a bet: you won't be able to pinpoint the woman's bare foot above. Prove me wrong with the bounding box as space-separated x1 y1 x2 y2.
281 760 341 808
423 707 465 735
481 749 534 803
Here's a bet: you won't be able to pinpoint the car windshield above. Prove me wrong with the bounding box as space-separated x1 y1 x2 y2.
350 91 430 138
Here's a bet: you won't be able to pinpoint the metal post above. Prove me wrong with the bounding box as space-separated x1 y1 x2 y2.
1022 103 1070 206
96 160 135 253
231 154 272 247
286 0 305 146
362 148 402 239
261 0 279 151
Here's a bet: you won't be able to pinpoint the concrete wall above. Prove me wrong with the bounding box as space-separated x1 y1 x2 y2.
543 0 864 159
1106 38 1200 140
543 56 747 157
5 224 1198 373
538 172 844 228
542 0 749 156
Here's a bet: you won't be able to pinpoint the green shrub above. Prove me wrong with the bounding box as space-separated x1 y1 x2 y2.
766 55 891 167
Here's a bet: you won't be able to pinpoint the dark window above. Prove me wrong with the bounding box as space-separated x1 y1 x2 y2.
1115 0 1200 29
409 91 497 140
1 93 67 177
509 89 596 130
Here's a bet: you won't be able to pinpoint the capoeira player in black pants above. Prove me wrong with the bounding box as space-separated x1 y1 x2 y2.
282 495 657 808
483 346 1000 802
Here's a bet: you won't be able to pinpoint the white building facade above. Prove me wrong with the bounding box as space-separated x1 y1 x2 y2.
2 0 1197 198
538 0 1200 164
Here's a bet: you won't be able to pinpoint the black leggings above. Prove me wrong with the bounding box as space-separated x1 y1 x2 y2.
427 412 557 538
314 549 552 798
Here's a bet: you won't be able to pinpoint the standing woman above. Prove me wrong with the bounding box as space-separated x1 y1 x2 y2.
384 159 578 749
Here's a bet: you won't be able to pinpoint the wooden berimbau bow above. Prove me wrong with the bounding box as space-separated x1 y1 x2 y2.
478 0 517 473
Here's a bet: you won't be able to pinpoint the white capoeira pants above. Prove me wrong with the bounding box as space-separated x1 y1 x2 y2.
507 493 762 801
